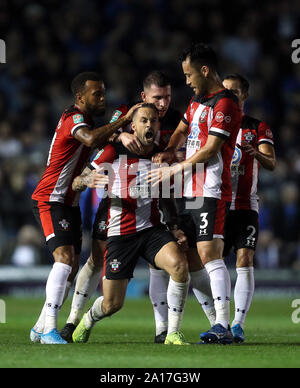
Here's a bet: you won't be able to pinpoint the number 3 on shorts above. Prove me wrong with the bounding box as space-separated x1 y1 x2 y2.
200 212 208 229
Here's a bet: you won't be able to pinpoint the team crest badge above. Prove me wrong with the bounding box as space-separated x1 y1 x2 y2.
199 109 208 123
110 259 121 273
243 131 255 142
59 219 70 231
98 221 107 232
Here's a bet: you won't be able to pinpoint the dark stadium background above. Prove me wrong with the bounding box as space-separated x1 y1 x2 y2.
0 0 300 295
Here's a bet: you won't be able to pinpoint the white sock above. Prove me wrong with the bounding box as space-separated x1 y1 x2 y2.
149 268 169 335
43 262 72 333
190 269 216 326
205 259 231 329
167 277 189 334
232 266 254 329
67 258 101 325
34 280 72 333
84 296 105 330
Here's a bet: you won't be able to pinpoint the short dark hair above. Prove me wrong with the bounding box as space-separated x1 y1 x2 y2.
143 70 171 90
223 73 250 94
180 43 218 72
132 102 159 119
71 72 102 96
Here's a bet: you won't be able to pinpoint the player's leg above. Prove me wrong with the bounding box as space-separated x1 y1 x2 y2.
154 240 190 345
230 210 258 342
61 200 108 340
62 239 105 340
72 278 128 343
195 198 232 344
231 248 255 343
31 201 79 344
187 248 216 326
148 264 169 342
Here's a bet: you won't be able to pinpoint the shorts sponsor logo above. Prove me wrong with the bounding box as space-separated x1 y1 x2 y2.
73 114 84 124
59 219 70 231
224 115 231 123
215 111 224 123
110 259 121 273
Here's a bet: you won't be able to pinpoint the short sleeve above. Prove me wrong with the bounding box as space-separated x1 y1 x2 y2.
209 98 242 140
90 144 117 170
257 121 274 146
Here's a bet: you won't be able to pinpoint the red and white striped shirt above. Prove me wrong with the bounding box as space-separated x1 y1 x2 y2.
90 143 160 237
32 105 93 207
230 115 274 212
182 89 242 201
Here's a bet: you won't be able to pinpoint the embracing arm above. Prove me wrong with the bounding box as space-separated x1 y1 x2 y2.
74 103 142 148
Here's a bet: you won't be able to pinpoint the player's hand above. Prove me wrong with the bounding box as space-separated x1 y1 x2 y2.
119 132 144 154
172 229 188 251
152 148 176 164
238 141 257 156
148 163 182 187
86 170 109 189
125 102 144 121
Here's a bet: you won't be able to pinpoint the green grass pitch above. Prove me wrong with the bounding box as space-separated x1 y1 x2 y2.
0 295 300 368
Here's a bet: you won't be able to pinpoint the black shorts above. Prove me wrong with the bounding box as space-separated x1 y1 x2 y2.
223 210 259 257
32 200 82 254
177 197 230 248
104 225 176 280
92 197 108 241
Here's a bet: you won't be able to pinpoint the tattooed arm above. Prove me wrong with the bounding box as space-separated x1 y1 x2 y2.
72 166 109 192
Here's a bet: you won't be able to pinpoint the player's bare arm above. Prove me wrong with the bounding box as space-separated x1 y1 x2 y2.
72 167 108 192
74 103 143 149
241 141 276 171
152 120 189 164
149 134 224 185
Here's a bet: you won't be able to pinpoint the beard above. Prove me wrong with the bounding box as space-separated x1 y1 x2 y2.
86 102 105 116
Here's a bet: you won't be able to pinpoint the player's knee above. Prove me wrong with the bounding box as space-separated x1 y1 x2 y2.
168 256 189 282
237 252 254 267
53 246 74 266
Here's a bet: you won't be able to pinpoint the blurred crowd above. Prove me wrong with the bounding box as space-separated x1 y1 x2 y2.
0 0 300 269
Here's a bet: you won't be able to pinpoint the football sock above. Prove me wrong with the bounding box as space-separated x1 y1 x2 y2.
67 257 101 326
167 277 189 334
44 262 72 333
149 268 169 335
205 259 231 329
232 266 254 329
190 269 216 326
84 296 105 329
33 280 72 333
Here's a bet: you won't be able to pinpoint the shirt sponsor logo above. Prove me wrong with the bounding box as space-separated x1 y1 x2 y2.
215 111 224 123
266 128 273 139
231 146 242 165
